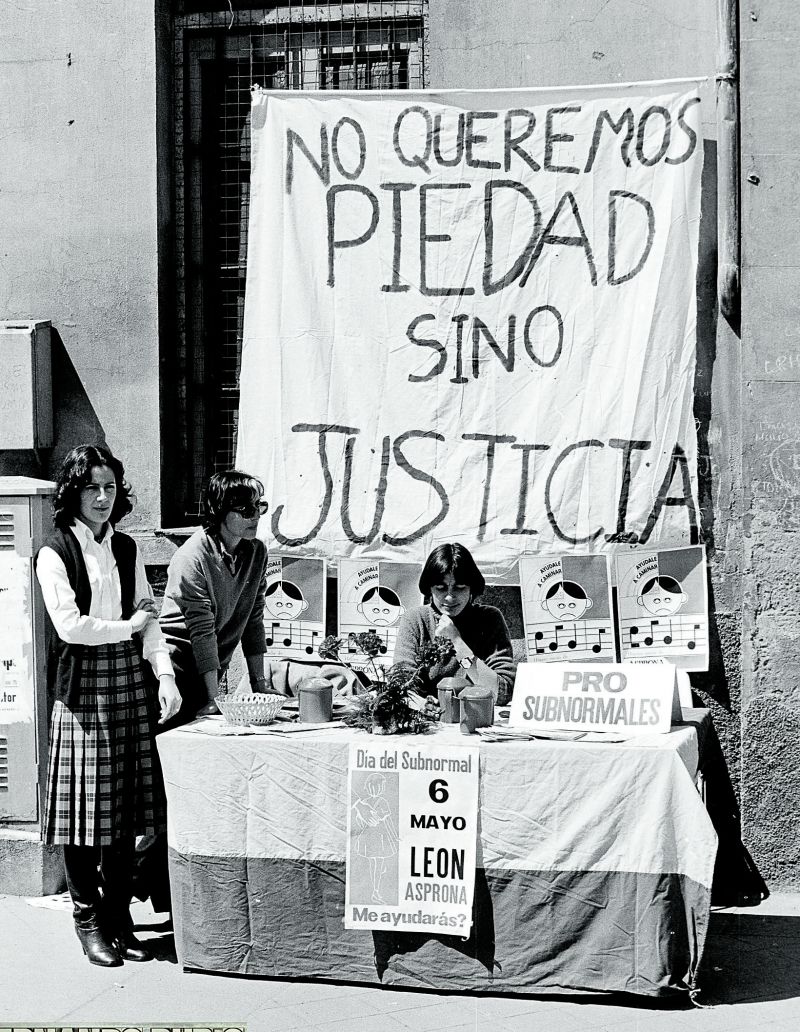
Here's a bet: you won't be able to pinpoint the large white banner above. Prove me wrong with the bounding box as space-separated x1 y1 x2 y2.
238 82 703 573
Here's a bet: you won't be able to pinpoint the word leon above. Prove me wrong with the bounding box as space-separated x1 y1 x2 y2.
270 425 697 547
410 845 465 879
406 846 469 903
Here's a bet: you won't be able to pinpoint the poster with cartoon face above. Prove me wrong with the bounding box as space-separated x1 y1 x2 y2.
614 545 708 670
338 559 420 675
519 554 616 663
264 555 326 659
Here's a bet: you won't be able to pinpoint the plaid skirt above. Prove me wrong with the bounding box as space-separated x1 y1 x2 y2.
43 640 165 846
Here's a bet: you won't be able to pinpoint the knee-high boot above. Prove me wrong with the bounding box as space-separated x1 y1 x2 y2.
63 845 122 967
101 839 152 962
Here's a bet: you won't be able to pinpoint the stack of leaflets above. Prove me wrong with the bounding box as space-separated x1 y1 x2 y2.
476 726 628 744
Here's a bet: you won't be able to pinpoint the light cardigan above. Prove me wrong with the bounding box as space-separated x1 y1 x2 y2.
36 520 173 677
158 528 268 675
392 602 516 702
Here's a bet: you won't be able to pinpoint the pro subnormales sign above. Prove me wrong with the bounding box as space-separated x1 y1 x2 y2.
509 662 674 736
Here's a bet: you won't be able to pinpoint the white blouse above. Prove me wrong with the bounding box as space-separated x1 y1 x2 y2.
35 520 174 679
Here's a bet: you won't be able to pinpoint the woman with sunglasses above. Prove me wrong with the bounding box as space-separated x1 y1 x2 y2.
159 470 273 723
135 471 273 914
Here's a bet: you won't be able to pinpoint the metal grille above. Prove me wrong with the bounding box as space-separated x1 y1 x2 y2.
0 510 15 551
170 2 427 521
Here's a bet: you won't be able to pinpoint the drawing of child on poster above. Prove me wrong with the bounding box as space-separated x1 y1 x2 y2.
358 585 405 628
264 579 309 621
264 556 326 657
636 575 688 617
519 554 615 662
350 772 399 905
338 560 419 673
615 545 708 670
541 580 594 621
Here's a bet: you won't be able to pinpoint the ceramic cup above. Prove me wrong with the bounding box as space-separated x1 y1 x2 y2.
298 677 333 723
459 685 494 735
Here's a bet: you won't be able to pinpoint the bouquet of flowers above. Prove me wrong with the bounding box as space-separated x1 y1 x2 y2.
318 631 454 734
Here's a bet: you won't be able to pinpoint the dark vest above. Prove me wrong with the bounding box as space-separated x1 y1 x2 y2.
37 526 139 707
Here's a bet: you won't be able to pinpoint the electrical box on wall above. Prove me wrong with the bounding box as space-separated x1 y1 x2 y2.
0 478 54 824
0 320 53 449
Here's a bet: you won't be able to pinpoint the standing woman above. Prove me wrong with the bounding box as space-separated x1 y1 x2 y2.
35 445 181 967
134 471 272 916
159 469 272 720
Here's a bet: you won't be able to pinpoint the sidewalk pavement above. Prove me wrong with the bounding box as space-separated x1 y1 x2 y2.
1 891 799 1032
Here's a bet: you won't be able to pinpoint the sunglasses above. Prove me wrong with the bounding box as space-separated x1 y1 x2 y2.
229 500 269 518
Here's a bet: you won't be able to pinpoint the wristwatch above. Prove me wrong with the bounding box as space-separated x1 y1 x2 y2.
459 653 475 670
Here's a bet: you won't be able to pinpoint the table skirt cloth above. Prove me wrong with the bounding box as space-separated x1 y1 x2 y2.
158 712 716 997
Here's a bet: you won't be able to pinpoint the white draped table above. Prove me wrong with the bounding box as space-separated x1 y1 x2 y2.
157 710 716 997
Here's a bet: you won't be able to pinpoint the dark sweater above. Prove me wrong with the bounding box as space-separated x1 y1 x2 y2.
392 602 516 703
159 529 268 676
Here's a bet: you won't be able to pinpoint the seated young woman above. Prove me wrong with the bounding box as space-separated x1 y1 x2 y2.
392 542 516 703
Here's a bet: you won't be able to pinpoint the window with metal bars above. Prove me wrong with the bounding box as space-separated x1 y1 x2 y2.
163 2 427 524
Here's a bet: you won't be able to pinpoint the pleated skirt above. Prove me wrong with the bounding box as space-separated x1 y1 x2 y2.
43 639 164 846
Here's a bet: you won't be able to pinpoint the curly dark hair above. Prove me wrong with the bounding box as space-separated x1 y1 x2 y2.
202 470 265 531
52 445 134 530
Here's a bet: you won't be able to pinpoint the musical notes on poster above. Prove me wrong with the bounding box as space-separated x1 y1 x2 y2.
265 621 322 655
338 560 421 676
626 618 702 651
264 555 327 660
532 622 612 657
614 545 709 671
519 554 616 663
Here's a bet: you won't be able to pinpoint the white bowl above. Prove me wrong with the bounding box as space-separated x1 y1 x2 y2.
217 693 286 726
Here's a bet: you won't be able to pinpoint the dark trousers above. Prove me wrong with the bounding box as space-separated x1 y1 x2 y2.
129 656 195 914
132 833 171 913
132 649 208 914
64 839 135 929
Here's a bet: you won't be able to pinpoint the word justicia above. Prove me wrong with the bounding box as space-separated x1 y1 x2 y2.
269 425 697 548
